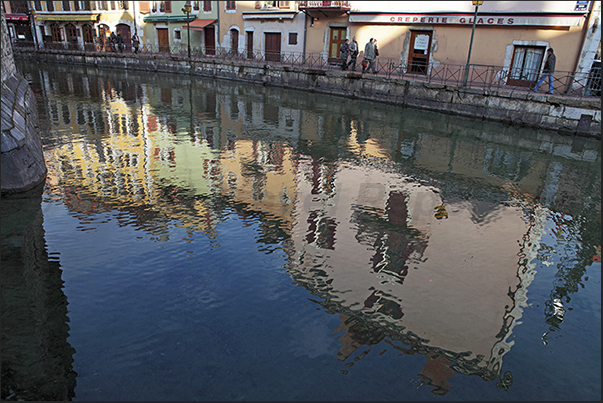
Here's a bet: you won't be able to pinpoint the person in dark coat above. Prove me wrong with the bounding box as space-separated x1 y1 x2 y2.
116 33 124 52
340 39 350 70
347 36 359 71
532 48 556 94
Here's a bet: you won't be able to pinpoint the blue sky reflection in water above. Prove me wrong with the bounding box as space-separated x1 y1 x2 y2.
5 61 601 401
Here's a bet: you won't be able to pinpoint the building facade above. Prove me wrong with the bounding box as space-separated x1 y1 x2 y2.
4 1 601 84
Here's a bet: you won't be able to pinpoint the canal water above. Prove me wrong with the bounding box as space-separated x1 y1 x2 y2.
2 60 600 401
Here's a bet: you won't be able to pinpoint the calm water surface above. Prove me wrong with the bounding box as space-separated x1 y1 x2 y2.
2 61 601 401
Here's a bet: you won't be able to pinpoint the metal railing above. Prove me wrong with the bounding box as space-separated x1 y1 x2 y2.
10 40 601 99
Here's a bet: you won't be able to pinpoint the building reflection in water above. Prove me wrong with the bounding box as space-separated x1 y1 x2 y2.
16 61 601 396
1 185 77 401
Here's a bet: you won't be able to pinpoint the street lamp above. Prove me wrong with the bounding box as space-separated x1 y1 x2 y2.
182 1 192 59
462 1 483 87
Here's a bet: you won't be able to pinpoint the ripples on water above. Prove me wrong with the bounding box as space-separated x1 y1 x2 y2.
1 61 600 401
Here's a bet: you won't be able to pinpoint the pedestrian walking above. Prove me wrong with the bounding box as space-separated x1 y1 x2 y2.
340 39 350 70
347 36 359 71
532 48 556 94
132 34 140 53
110 32 117 52
373 39 379 74
362 38 378 74
116 33 124 52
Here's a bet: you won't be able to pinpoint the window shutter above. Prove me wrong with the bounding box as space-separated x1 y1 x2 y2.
164 1 171 12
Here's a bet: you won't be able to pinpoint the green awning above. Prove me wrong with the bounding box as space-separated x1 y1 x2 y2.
143 14 195 23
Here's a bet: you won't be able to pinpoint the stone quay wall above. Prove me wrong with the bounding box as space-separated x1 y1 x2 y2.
1 11 47 195
14 49 602 139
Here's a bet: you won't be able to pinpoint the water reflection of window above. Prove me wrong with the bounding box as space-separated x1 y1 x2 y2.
77 106 85 125
350 191 427 284
269 143 284 169
50 102 59 124
482 148 532 182
306 211 337 250
161 88 172 104
60 104 70 124
263 104 279 125
245 102 253 122
252 174 266 201
399 139 416 159
363 290 404 319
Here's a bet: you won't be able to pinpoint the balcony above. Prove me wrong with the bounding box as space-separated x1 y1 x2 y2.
298 1 351 11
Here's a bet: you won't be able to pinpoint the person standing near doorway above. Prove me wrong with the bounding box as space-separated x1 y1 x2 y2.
340 39 350 70
132 33 140 53
532 48 556 94
347 36 359 71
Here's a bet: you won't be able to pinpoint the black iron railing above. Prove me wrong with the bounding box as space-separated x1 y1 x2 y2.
10 40 601 99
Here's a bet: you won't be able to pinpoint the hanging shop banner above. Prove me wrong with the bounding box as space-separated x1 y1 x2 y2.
5 14 30 21
349 13 585 27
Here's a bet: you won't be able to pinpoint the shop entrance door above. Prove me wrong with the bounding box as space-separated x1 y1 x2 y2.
407 31 432 75
328 27 347 64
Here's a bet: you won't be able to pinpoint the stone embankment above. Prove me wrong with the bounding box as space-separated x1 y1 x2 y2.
1 12 47 195
13 48 601 139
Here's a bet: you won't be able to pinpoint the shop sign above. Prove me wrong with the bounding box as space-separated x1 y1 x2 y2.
574 1 589 11
5 13 29 21
349 13 584 27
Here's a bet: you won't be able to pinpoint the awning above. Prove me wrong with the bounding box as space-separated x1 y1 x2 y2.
144 14 193 22
35 13 99 22
183 19 216 31
5 13 29 21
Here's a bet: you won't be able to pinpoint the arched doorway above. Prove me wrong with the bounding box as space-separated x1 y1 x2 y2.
230 28 239 56
82 24 94 51
98 24 109 51
116 24 132 52
65 23 78 50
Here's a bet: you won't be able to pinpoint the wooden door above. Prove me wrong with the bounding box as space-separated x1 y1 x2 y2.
230 29 239 55
82 24 94 51
65 24 77 49
246 31 254 59
204 25 215 55
328 27 346 64
265 32 281 62
116 24 131 51
50 24 62 49
157 28 169 53
407 31 432 75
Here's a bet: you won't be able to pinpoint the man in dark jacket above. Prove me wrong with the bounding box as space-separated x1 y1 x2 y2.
532 48 556 94
340 39 350 70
